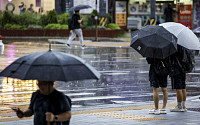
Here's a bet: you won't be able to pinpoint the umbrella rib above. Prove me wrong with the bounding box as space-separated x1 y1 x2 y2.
53 53 68 82
22 53 44 80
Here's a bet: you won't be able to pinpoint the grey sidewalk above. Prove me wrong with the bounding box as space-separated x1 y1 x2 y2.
1 95 200 125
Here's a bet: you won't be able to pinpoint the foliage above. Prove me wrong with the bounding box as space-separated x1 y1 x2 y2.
84 25 106 30
0 9 117 30
28 25 43 29
0 13 2 26
58 13 70 25
106 23 120 29
2 11 12 26
12 12 39 26
82 9 98 28
117 33 130 38
4 24 27 29
38 14 48 27
44 24 68 29
47 10 58 24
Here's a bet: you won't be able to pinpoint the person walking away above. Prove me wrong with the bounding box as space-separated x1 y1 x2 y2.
28 4 34 13
170 45 189 112
14 81 72 125
164 4 175 22
146 57 170 115
66 10 86 49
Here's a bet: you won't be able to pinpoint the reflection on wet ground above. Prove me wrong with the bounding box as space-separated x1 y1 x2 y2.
0 42 200 113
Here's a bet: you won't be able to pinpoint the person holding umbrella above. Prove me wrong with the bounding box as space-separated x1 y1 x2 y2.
147 57 170 115
0 50 100 124
14 81 71 125
65 10 86 49
130 25 178 115
159 22 200 112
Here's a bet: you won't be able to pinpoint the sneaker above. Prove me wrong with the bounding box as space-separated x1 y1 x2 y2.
170 106 183 112
182 106 187 112
65 43 71 48
81 45 86 49
149 109 160 115
159 109 167 114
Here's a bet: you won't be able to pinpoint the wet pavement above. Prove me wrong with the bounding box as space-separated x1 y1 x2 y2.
0 41 200 124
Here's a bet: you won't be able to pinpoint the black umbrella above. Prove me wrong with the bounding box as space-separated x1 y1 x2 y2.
130 25 178 59
0 50 100 82
69 4 92 12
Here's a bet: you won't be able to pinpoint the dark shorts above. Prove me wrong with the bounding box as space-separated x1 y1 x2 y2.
171 73 186 89
149 65 168 88
170 64 186 89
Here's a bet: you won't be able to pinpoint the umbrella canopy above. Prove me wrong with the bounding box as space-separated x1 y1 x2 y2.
130 25 177 59
159 22 200 50
0 51 100 82
69 4 92 12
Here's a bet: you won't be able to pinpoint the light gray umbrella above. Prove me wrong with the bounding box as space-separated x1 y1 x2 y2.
159 22 200 50
69 4 92 12
0 50 100 82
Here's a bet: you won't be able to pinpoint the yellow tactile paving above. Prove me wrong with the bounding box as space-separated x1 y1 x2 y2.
0 103 191 122
88 112 165 121
72 103 190 115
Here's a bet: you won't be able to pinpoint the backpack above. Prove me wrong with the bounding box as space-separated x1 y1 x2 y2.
153 59 170 77
177 48 195 73
68 17 75 30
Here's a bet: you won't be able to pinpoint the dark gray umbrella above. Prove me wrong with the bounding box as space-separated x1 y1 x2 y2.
130 25 178 59
69 4 92 12
0 50 100 82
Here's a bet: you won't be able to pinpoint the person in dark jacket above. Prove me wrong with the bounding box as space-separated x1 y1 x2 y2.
66 10 86 49
146 57 170 115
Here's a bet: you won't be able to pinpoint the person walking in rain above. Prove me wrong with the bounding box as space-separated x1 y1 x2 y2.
14 81 71 125
146 57 170 115
66 10 86 49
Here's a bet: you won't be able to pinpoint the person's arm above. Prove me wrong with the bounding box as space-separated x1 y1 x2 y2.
16 108 34 118
46 111 71 122
78 17 83 24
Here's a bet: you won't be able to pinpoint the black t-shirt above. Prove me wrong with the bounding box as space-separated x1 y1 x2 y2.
72 14 81 29
29 90 71 125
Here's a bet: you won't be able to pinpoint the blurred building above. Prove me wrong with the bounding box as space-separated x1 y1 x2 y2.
0 0 199 30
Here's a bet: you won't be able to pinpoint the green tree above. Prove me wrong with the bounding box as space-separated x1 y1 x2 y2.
39 14 48 27
2 11 12 26
58 13 70 25
47 10 58 24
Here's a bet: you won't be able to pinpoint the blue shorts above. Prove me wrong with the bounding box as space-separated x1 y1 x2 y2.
149 65 168 88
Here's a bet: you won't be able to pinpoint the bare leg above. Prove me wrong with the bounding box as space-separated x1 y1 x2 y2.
161 87 168 109
176 89 183 103
182 89 186 101
153 87 159 110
